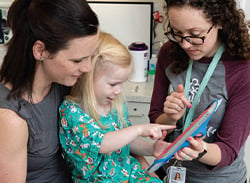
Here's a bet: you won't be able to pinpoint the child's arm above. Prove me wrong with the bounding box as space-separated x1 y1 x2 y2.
99 124 175 154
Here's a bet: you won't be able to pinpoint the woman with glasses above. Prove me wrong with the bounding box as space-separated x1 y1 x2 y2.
149 0 250 182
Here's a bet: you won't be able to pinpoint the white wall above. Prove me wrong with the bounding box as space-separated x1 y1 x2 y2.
89 2 153 57
0 0 13 7
86 0 167 53
0 45 6 66
237 0 250 20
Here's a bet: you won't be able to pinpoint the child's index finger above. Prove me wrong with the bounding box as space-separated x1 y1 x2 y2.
159 125 176 130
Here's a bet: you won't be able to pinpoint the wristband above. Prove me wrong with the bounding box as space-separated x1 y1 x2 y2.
196 141 207 160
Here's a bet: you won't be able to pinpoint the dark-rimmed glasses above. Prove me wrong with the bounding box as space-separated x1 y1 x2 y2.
164 25 214 45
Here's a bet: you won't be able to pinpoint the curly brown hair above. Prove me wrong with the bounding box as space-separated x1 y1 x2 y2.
165 0 250 73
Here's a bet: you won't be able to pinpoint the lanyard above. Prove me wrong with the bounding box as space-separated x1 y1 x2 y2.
182 44 224 131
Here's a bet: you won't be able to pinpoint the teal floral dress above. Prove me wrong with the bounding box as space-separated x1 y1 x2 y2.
59 100 163 183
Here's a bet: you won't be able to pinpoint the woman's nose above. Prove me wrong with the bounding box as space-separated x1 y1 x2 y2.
179 39 192 49
79 58 92 73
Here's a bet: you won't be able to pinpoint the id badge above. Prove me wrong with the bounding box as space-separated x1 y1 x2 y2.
165 165 186 183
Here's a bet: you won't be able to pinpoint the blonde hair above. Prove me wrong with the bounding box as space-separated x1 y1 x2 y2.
68 31 132 128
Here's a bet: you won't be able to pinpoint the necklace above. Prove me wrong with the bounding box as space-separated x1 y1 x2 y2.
182 44 224 131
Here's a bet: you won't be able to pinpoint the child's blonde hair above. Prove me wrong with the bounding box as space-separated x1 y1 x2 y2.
68 31 132 128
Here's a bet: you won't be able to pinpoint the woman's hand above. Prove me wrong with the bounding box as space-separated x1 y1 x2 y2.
174 136 206 161
163 84 192 121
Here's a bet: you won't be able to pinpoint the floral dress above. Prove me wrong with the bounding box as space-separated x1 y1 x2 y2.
59 100 163 183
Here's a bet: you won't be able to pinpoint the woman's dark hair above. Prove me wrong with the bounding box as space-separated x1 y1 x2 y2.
0 0 99 99
165 0 250 73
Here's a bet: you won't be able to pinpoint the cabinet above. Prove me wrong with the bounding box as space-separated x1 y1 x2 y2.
127 101 150 124
123 80 153 125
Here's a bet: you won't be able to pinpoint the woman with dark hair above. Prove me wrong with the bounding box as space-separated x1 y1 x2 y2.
0 0 99 182
149 0 250 182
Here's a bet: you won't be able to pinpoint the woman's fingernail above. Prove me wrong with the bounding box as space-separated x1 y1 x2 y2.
188 104 192 108
187 137 192 141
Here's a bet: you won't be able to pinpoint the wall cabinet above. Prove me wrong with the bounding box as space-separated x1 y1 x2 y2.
123 80 154 126
127 101 150 125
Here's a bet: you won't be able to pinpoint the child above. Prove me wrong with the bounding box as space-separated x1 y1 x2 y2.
59 32 175 182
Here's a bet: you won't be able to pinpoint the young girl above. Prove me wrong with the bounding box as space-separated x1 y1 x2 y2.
59 32 176 182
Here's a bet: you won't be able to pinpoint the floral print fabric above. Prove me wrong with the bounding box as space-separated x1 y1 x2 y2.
59 100 163 183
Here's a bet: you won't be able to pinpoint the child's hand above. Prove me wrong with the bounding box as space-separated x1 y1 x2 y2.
163 84 192 121
138 124 176 140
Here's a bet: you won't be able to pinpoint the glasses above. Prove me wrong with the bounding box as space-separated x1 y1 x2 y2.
164 25 214 45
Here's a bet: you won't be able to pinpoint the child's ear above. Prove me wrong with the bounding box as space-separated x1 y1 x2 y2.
33 40 47 61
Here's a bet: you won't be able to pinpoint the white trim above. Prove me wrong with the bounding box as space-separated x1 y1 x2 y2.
0 0 13 8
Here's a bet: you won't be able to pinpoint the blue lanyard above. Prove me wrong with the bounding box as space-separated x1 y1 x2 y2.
183 44 224 131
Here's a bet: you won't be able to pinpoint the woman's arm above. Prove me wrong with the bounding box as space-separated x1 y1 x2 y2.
175 137 221 166
0 109 28 183
149 44 191 125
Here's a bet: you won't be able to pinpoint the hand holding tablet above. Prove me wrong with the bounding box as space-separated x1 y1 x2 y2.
147 100 220 173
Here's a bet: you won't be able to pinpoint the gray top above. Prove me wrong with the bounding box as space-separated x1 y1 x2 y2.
0 82 70 183
166 60 247 183
150 42 250 183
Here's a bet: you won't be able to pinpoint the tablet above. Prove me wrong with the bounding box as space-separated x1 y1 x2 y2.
147 100 220 173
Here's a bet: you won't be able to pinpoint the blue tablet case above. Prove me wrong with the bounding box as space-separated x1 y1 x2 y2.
147 99 220 173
